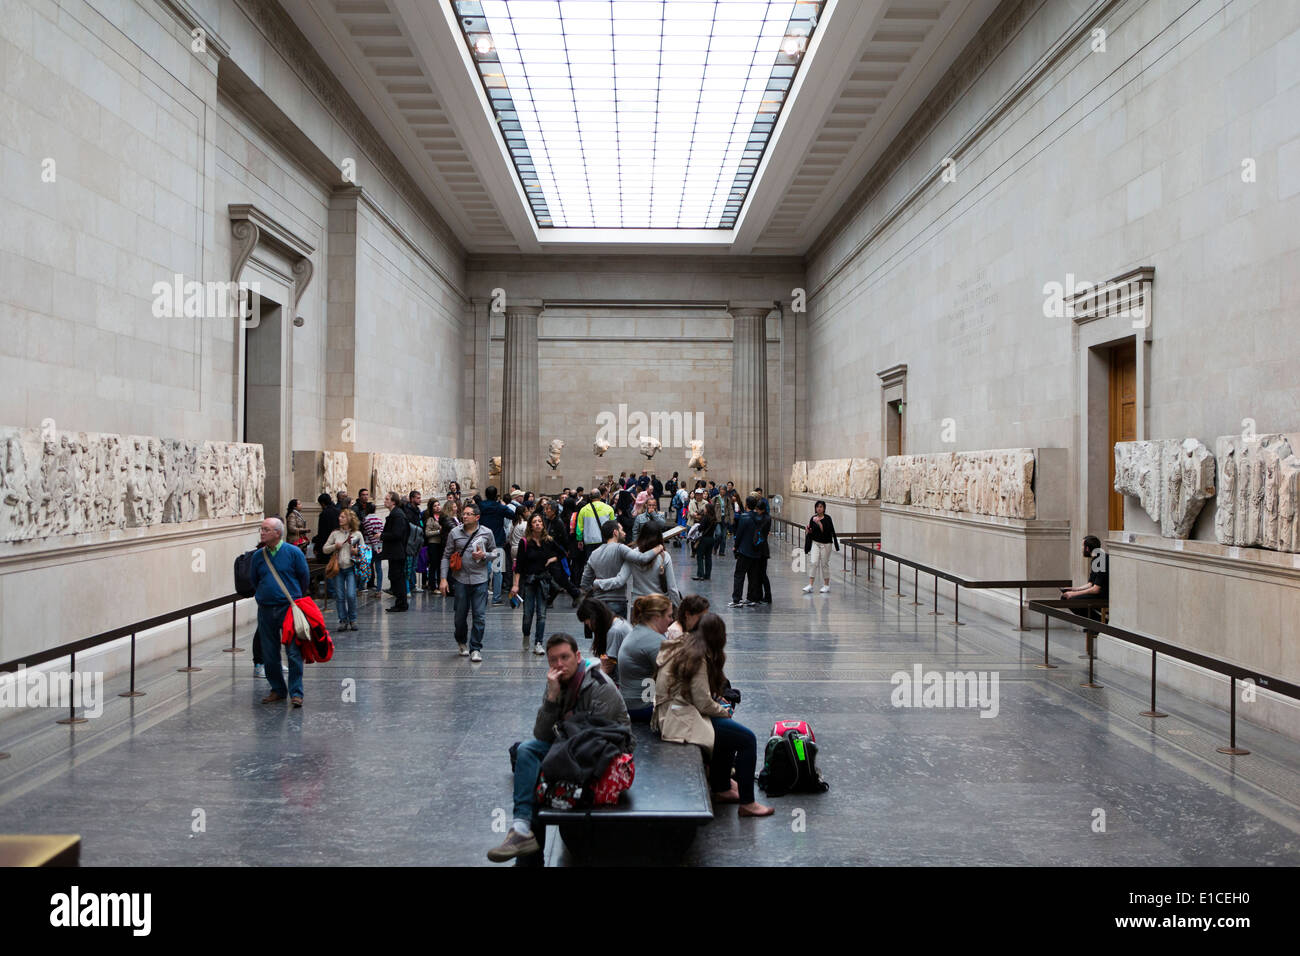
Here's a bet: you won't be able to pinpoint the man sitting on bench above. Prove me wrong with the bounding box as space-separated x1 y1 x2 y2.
487 633 630 863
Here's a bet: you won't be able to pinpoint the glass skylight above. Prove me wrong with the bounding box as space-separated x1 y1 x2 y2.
452 0 824 229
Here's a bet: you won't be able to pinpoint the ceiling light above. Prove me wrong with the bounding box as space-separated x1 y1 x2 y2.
781 36 806 56
474 36 494 55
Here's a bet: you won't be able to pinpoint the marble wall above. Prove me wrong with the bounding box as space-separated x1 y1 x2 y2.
1 426 263 543
1114 438 1216 539
880 449 1036 519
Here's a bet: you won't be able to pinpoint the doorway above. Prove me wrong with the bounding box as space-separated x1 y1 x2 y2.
243 294 285 516
886 399 904 457
1107 341 1137 530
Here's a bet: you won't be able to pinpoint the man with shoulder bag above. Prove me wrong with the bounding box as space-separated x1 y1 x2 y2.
440 502 499 662
248 517 311 707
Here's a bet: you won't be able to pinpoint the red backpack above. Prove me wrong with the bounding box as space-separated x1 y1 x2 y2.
771 719 815 741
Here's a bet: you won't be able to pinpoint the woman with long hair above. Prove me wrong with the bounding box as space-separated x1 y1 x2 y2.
322 509 363 631
666 594 709 642
511 513 565 655
653 612 772 817
576 596 632 678
285 499 309 551
593 521 681 608
423 497 444 592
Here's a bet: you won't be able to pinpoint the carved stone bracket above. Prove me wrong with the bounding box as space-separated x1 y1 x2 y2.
228 203 316 308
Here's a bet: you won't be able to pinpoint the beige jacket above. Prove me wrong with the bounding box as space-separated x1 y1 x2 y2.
322 529 361 568
651 646 730 753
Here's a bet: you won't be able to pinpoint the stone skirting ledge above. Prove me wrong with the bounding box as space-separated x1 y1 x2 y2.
881 503 1070 539
1108 532 1300 582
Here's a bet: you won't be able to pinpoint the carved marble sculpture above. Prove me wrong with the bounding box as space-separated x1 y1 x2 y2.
593 438 610 458
1114 438 1215 538
1214 433 1300 552
688 439 707 472
371 453 478 501
322 451 349 496
638 436 661 460
546 439 564 471
489 456 501 478
0 426 264 543
789 461 808 494
880 449 1036 519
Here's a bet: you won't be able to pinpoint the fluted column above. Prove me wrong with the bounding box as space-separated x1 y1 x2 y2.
500 300 543 492
729 304 771 494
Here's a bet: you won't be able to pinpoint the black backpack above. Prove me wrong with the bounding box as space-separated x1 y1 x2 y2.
233 549 258 597
758 730 829 797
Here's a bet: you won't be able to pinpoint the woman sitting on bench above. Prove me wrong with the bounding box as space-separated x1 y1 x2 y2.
576 596 632 679
617 594 674 721
652 613 773 818
665 593 709 643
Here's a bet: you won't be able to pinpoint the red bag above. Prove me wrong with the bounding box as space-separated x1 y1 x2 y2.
592 753 635 806
771 720 815 742
279 597 335 663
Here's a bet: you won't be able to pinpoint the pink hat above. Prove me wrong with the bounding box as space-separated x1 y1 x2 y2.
635 490 650 506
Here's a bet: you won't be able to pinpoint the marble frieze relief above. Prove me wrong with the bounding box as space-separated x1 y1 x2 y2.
0 426 264 543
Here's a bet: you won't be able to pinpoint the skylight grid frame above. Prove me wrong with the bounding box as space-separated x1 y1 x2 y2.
451 0 825 231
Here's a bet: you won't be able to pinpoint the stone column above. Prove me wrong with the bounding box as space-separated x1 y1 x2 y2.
500 300 543 492
729 304 772 495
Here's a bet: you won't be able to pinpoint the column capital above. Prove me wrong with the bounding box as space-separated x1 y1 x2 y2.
503 298 545 319
727 302 777 320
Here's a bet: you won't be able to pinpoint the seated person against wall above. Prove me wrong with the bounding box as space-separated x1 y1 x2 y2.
580 519 664 618
652 612 773 818
617 594 675 722
576 596 632 680
665 594 710 643
487 633 629 863
1062 535 1108 607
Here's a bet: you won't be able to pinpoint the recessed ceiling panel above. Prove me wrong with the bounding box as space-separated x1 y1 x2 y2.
451 0 824 229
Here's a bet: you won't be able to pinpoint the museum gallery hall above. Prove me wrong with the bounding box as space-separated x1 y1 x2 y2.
0 0 1297 884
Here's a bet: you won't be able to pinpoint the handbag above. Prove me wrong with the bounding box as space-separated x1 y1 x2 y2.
324 536 341 579
657 554 669 593
263 550 310 643
447 532 475 573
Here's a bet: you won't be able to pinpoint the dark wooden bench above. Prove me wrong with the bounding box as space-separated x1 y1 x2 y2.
536 725 713 862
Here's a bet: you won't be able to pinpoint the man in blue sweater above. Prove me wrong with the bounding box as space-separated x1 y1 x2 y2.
249 517 311 707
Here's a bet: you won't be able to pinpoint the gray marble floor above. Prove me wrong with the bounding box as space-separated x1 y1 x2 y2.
2 538 1298 866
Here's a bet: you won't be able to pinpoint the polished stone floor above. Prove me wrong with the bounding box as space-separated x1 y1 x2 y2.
2 536 1298 866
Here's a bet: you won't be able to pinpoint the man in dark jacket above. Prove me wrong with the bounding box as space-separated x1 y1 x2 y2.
249 517 311 707
312 493 339 560
380 491 410 612
487 633 629 862
650 473 663 508
478 485 515 604
729 496 763 608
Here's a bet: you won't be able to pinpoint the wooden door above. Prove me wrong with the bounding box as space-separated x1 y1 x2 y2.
1108 342 1137 530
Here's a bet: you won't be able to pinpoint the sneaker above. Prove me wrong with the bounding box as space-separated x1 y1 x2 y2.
533 642 545 655
727 601 744 608
819 585 831 593
458 643 469 657
802 584 814 593
486 828 540 862
470 650 482 663
253 663 265 678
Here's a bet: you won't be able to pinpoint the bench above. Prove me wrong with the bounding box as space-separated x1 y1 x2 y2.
536 725 713 862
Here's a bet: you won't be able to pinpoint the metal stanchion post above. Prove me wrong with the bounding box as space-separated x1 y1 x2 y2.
1139 648 1167 718
1080 631 1102 688
119 633 145 698
224 600 244 653
952 582 966 625
1034 613 1057 669
178 615 201 673
911 568 921 606
1216 677 1250 756
56 651 89 724
929 573 942 616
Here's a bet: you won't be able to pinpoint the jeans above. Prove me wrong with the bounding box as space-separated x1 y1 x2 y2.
709 717 758 803
732 555 761 603
258 603 303 698
627 703 652 722
371 550 383 591
757 558 771 602
389 555 408 607
695 541 712 579
425 542 443 589
512 737 550 821
521 577 548 644
454 579 489 650
406 555 417 594
714 524 726 556
335 567 357 624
